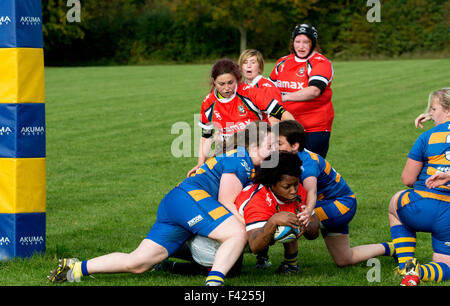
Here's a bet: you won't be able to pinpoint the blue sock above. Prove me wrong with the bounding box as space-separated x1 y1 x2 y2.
390 225 416 270
205 270 224 286
381 242 395 256
81 260 89 276
420 262 450 282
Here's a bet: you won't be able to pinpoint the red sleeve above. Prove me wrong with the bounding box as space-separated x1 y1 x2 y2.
244 86 280 115
198 93 214 130
308 57 333 93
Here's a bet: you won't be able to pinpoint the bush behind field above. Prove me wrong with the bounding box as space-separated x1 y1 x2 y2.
1 58 449 286
42 0 450 65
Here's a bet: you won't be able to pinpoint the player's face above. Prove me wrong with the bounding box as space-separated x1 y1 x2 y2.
429 97 450 125
250 132 273 166
293 34 312 58
241 56 260 82
271 175 299 203
277 135 298 153
214 73 237 98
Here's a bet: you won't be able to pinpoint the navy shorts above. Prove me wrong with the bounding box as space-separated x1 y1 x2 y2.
396 189 450 255
314 195 357 237
146 186 232 256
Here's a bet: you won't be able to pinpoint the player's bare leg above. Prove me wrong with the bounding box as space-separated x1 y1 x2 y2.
207 216 247 276
324 234 385 267
388 190 406 227
86 239 168 274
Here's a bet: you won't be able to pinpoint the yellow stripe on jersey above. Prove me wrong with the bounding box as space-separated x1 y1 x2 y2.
324 160 331 175
335 173 341 183
428 154 450 165
195 168 205 175
208 206 229 220
426 166 438 176
428 132 450 144
188 189 211 202
415 190 450 202
309 151 319 163
205 157 217 170
225 149 238 156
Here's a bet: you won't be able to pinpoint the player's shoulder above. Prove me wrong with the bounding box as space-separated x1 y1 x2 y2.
309 52 332 65
275 54 295 67
419 121 450 142
202 92 216 104
258 77 275 88
299 149 319 161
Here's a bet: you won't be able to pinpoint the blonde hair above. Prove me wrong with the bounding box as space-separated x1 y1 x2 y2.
238 49 264 75
426 88 450 112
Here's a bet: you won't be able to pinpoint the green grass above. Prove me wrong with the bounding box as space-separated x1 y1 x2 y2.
1 58 449 286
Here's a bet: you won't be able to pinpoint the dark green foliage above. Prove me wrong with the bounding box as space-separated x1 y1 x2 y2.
42 0 449 65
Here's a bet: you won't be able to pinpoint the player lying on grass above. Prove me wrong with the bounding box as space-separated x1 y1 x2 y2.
274 120 396 267
388 88 450 286
48 121 273 286
235 150 319 273
155 151 318 276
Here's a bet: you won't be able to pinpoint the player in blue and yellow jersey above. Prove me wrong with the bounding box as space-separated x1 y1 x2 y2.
388 88 450 286
275 120 395 267
48 121 273 286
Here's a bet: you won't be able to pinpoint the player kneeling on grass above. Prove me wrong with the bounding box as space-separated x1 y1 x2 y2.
274 120 396 267
388 88 450 286
234 151 320 273
47 121 273 286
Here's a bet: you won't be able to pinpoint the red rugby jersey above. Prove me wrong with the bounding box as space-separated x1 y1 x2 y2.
234 184 302 232
198 84 279 137
269 52 334 132
239 75 282 103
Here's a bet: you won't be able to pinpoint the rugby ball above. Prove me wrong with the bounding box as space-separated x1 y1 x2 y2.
273 225 299 243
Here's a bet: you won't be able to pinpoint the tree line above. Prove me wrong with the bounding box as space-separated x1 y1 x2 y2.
43 0 449 65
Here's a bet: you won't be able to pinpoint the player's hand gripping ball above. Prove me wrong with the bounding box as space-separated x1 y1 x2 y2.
273 225 299 243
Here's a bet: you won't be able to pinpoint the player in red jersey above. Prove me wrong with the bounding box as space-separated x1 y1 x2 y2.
238 49 284 127
235 151 319 273
269 24 334 158
187 58 294 177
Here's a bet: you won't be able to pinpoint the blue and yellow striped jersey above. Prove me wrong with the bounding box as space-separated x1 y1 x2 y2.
298 149 353 200
179 146 255 200
408 120 450 195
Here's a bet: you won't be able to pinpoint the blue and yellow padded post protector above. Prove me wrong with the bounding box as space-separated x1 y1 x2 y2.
0 103 45 158
0 158 46 214
0 0 45 260
0 48 45 103
0 0 43 48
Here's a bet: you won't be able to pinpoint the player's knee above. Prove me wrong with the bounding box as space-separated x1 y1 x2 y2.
333 257 353 267
125 261 152 274
388 190 404 214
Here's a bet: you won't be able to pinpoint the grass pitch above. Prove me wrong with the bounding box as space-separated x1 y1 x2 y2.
1 58 449 286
